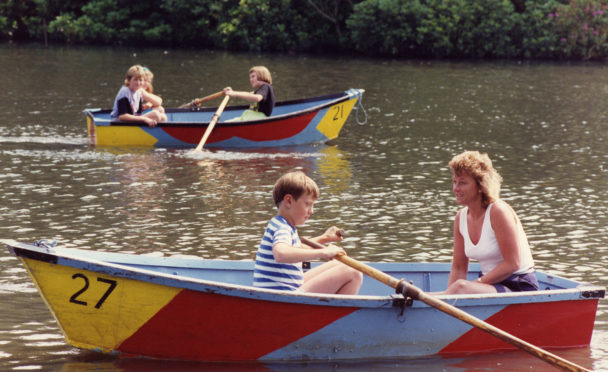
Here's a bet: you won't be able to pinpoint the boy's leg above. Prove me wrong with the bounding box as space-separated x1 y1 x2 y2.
143 110 166 122
301 261 362 295
303 260 341 280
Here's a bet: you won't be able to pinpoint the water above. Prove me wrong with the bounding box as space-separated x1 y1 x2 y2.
0 43 606 371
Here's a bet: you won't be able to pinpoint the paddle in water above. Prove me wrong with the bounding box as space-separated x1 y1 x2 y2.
300 235 590 372
191 95 230 152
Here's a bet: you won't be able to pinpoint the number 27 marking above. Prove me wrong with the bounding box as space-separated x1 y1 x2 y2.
70 273 117 309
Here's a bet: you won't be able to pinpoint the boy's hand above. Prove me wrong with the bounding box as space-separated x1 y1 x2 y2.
323 244 346 260
145 117 157 127
321 226 345 243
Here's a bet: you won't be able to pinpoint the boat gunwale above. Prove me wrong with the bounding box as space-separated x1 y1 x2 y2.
85 89 364 128
4 239 604 309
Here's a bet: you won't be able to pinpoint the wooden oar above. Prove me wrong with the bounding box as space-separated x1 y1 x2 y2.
191 95 230 152
179 91 224 109
300 236 589 372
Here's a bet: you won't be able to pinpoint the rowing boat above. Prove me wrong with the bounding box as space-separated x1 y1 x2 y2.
85 89 365 148
5 239 604 362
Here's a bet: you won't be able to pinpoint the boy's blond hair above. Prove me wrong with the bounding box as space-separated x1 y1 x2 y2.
273 171 319 207
250 66 272 84
124 65 145 86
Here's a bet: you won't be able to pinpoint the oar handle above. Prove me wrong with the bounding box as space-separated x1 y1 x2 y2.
301 237 403 290
299 236 590 372
179 91 224 108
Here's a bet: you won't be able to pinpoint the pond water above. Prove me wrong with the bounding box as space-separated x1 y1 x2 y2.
0 43 606 371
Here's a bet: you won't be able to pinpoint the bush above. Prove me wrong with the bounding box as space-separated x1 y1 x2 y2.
346 0 525 58
516 1 562 59
550 0 608 59
2 0 608 59
346 0 608 59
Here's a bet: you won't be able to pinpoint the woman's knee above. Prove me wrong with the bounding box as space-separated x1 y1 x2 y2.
447 279 470 294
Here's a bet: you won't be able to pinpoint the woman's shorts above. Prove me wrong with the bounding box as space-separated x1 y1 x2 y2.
493 272 539 293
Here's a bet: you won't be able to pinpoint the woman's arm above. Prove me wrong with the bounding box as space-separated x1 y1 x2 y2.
447 209 469 286
480 200 521 283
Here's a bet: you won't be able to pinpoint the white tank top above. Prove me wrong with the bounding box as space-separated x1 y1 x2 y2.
460 203 534 275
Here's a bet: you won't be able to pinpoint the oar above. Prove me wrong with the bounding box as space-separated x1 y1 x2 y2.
300 236 589 372
179 91 224 109
191 95 230 152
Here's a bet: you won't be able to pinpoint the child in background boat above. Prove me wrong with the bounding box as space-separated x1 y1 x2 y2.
110 65 167 127
440 151 538 294
224 65 275 121
141 67 166 116
253 171 362 294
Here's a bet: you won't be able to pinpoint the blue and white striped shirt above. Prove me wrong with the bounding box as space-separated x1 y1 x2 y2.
253 215 303 290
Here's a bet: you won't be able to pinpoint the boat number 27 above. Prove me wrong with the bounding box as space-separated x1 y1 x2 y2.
69 273 117 309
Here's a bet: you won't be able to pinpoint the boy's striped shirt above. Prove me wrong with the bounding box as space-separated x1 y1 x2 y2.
253 215 303 290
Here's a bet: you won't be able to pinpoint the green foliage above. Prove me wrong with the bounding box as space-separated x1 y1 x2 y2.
157 0 219 47
348 0 536 58
346 0 608 59
0 0 37 40
345 0 422 55
216 0 340 52
550 0 608 59
2 0 608 59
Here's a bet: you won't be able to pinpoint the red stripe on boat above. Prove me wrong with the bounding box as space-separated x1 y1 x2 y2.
163 112 316 144
439 299 598 354
118 289 358 361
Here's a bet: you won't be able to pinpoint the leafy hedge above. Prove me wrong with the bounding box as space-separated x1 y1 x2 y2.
2 0 607 59
347 0 608 59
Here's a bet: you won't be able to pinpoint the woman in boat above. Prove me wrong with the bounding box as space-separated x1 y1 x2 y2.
253 171 362 294
141 66 166 117
223 65 275 121
110 65 167 127
441 151 538 294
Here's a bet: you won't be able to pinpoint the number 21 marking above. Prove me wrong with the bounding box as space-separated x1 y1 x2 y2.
69 273 117 309
332 104 344 121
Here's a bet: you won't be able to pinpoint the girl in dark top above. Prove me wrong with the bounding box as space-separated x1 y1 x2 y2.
224 66 275 121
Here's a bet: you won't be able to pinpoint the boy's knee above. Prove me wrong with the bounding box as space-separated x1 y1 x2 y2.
349 267 363 282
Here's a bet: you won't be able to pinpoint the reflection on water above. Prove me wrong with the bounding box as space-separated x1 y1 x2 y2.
317 145 353 194
0 44 606 371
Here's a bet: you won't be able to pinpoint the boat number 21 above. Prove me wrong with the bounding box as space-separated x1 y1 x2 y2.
69 273 117 309
332 104 344 121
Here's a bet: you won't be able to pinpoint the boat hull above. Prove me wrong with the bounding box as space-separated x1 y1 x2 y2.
85 89 364 148
5 240 604 362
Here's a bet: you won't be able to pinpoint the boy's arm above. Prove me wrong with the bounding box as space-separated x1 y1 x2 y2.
273 242 343 263
305 226 344 247
118 113 157 127
142 90 163 107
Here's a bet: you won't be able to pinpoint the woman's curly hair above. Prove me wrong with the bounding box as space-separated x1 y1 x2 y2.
449 151 503 208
